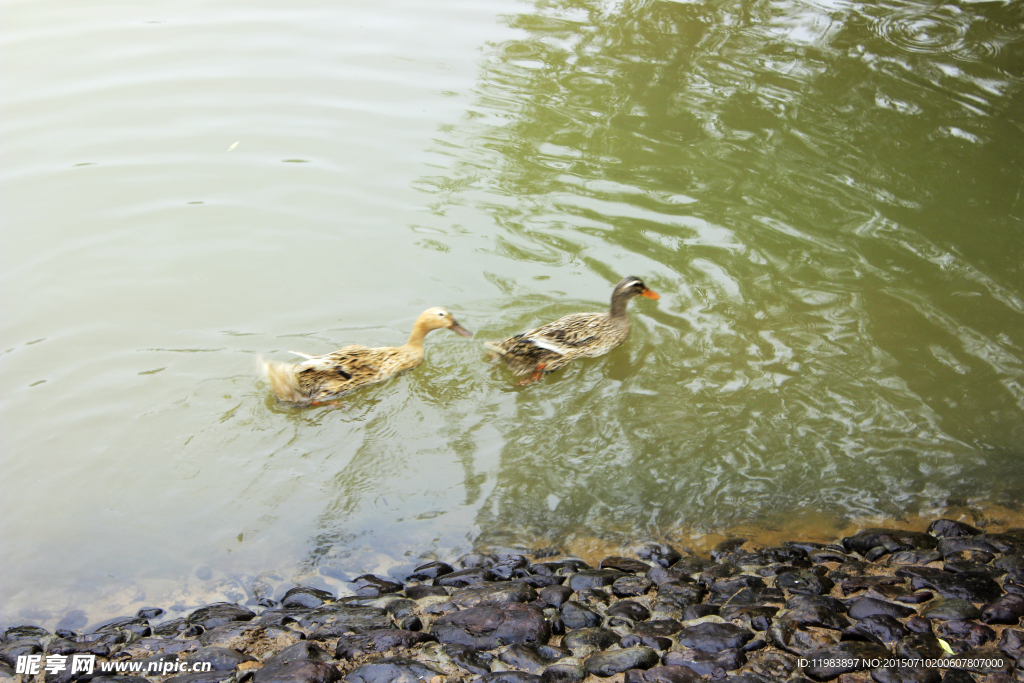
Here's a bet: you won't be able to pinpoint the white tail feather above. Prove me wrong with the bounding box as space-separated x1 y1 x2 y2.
259 356 307 403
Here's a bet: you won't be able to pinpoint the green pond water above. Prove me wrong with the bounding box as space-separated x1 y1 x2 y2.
2 0 1023 629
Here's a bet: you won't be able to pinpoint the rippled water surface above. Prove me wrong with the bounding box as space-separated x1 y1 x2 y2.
2 0 1023 628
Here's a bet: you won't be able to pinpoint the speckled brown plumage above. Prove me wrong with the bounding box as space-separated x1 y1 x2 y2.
261 307 471 405
484 277 660 383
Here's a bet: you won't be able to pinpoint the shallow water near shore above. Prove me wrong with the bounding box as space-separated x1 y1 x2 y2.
2 0 1023 630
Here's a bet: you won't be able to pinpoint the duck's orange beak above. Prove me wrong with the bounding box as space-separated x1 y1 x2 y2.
641 288 660 300
449 320 473 337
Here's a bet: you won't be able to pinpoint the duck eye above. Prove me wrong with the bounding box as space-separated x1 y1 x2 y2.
437 312 445 316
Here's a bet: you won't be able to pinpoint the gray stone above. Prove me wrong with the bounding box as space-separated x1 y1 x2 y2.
186 604 256 631
451 581 537 608
431 603 549 649
584 647 659 676
921 599 981 621
342 657 439 683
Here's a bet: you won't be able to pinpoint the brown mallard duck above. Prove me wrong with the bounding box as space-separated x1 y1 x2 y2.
484 276 660 384
261 307 472 405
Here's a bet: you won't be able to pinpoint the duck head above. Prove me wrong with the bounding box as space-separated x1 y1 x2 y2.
419 307 473 337
613 276 660 301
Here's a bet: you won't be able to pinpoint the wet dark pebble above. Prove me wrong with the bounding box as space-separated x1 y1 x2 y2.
897 566 1003 603
922 599 981 621
264 642 332 666
407 561 454 581
561 627 619 655
982 592 1024 624
405 584 449 600
342 657 437 683
186 603 256 630
584 646 659 676
497 643 568 673
184 646 257 671
281 587 335 609
567 570 624 591
675 622 754 652
848 597 918 620
558 601 602 629
600 556 651 573
164 671 237 683
477 672 543 683
433 602 550 649
436 568 498 588
452 581 537 608
637 543 683 568
351 575 403 597
334 629 435 659
662 647 746 676
7 517 1024 683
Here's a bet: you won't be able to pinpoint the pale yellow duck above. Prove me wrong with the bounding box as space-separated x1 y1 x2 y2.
484 276 660 384
261 308 472 405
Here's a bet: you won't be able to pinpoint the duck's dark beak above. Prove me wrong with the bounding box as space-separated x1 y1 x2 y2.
449 321 473 337
641 288 661 300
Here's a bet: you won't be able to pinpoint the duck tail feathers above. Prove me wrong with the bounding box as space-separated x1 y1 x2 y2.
482 340 507 355
259 356 307 404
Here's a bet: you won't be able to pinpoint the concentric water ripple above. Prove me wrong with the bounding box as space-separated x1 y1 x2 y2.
871 4 971 54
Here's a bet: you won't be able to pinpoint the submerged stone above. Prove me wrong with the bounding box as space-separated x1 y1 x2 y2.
637 544 683 568
407 561 454 581
843 529 937 556
281 587 334 609
600 557 651 574
186 604 256 631
351 575 403 597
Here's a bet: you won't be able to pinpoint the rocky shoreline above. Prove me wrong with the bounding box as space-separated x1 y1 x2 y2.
2 519 1023 683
